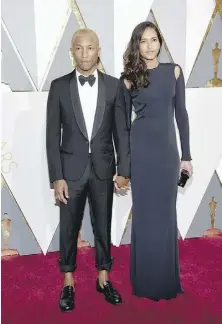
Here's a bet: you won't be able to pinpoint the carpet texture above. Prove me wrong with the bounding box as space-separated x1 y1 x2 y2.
2 238 222 323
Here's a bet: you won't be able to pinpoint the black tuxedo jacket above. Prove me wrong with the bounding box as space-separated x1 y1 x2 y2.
46 69 130 183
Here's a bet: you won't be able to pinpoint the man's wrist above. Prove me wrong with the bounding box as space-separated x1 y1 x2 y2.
53 179 63 184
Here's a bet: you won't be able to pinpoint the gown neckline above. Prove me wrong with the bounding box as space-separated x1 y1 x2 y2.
147 62 161 71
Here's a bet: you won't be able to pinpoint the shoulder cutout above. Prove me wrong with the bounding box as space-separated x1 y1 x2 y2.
124 79 132 89
174 65 180 80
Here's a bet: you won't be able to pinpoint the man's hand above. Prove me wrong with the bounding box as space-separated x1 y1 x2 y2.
54 179 69 204
113 174 129 191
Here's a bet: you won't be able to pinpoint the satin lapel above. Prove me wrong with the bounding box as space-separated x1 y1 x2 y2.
91 70 106 140
69 70 88 139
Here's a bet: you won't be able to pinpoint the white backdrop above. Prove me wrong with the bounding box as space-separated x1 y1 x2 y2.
2 93 58 254
217 159 222 182
1 0 222 253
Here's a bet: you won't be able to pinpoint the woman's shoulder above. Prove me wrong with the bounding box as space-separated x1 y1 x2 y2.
160 63 183 79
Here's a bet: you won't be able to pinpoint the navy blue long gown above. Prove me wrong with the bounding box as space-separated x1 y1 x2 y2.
121 63 191 300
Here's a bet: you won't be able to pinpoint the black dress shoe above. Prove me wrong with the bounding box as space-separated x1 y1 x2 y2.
96 279 122 305
59 286 75 312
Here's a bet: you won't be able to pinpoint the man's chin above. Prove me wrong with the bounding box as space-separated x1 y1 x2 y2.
80 66 93 72
80 64 94 71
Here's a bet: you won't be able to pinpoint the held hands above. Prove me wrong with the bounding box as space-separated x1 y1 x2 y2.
54 179 69 204
113 174 129 191
180 161 193 176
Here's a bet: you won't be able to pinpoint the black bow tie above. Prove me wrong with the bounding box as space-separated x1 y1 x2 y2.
78 74 96 86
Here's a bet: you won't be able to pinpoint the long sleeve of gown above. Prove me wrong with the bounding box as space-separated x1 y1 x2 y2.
175 66 192 161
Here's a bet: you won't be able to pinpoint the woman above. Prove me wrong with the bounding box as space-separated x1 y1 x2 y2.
120 21 193 301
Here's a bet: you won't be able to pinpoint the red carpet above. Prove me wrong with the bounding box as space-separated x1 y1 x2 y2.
2 238 222 324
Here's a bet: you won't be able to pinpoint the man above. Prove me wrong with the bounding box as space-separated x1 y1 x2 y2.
46 28 130 312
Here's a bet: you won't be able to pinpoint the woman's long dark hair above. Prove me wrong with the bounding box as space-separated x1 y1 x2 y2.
123 21 162 89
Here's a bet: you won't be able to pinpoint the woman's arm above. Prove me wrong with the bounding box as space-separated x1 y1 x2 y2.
174 65 192 161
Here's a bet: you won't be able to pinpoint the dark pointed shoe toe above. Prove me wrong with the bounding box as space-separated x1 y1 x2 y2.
59 286 75 312
96 279 122 305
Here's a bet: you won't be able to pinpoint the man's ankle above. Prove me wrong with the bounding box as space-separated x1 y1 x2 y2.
98 271 108 287
64 273 74 288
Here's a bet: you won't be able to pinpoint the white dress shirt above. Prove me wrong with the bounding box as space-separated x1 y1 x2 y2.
76 69 98 153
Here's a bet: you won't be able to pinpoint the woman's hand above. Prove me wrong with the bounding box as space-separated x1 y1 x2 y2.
180 161 193 176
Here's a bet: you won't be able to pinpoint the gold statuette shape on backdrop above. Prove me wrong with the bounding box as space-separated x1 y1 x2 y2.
206 42 222 87
1 213 19 257
216 0 222 18
203 197 222 236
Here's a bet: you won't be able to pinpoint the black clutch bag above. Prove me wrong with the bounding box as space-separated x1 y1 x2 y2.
178 170 190 187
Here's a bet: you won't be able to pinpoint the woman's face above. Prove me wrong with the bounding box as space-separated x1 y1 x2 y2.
139 27 161 61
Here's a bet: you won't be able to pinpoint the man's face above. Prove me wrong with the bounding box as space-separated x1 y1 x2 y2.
71 32 100 72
